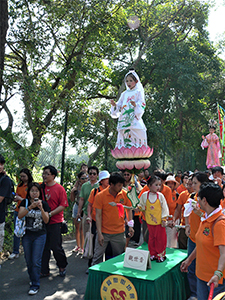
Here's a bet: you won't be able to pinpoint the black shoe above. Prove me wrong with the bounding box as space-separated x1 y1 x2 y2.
40 273 50 278
59 268 66 277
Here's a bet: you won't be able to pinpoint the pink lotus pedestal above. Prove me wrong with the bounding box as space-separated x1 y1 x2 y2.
111 145 153 172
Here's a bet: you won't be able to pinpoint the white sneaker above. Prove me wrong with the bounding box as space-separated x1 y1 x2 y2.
8 253 19 260
28 289 39 295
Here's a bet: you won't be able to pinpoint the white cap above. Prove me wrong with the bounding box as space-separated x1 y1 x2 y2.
165 175 179 189
98 170 110 183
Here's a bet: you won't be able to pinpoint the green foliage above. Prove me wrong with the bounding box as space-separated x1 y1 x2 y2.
1 0 225 174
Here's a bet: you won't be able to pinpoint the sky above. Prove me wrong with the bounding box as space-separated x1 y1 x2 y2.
208 0 225 46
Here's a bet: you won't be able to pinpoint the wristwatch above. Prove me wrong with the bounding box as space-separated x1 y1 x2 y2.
49 212 52 218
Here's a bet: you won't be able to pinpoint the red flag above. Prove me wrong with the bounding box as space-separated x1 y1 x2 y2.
116 203 124 218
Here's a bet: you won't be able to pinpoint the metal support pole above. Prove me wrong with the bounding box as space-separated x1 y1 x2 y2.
60 100 69 185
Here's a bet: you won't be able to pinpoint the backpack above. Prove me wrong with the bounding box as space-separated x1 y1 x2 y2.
0 175 15 205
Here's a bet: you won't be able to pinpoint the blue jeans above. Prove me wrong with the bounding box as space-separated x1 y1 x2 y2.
197 277 225 300
22 233 46 290
187 238 197 297
13 211 20 254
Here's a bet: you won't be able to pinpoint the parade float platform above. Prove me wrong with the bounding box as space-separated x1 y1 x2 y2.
84 243 190 300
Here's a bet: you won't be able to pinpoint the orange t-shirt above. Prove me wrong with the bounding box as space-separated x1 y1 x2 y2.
188 194 204 243
196 211 225 284
88 185 104 221
168 189 178 216
177 190 190 225
161 184 173 211
93 186 132 234
15 184 28 212
138 185 149 198
177 183 187 194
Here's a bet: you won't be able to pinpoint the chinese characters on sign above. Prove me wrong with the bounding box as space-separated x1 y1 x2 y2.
123 248 151 271
100 275 138 300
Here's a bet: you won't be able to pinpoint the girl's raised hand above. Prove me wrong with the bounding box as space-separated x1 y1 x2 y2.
110 99 116 106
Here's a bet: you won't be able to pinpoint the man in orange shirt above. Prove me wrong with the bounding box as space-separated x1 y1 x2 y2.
92 172 134 266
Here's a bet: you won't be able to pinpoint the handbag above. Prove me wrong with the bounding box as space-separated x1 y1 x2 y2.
61 220 68 234
83 224 94 259
14 199 28 238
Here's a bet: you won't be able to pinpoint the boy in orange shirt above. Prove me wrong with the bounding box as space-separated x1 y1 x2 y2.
92 172 134 266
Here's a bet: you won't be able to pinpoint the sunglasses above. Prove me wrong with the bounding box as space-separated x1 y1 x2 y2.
89 172 97 176
81 177 88 180
124 174 130 176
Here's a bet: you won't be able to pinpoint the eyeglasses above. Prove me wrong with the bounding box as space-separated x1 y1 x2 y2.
42 172 52 176
89 172 97 176
81 177 88 180
124 174 130 176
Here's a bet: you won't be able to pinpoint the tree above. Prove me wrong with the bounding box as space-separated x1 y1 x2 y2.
0 0 8 96
1 0 224 173
2 0 131 167
68 0 224 171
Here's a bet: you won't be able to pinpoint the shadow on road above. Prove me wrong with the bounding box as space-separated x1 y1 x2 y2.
0 239 89 300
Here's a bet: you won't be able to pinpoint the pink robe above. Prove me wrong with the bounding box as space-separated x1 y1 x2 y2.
201 133 221 169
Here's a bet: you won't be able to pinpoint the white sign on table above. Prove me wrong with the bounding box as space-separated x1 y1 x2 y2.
123 247 151 271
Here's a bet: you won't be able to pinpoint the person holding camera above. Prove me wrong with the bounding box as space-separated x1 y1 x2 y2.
18 182 50 295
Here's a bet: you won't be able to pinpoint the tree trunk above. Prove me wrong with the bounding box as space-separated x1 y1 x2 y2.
0 0 8 97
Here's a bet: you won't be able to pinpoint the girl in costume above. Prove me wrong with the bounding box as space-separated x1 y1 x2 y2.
201 119 221 169
138 175 169 262
110 70 147 149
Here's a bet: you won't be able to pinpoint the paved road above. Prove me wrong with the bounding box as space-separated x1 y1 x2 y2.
0 239 89 300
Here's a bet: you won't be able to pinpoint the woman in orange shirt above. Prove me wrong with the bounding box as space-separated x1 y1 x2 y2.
181 182 225 300
184 172 209 300
176 172 189 194
8 168 33 260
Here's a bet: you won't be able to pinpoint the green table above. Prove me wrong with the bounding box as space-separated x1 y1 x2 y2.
85 243 190 300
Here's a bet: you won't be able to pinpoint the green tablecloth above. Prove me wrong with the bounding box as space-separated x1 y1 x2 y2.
85 243 190 300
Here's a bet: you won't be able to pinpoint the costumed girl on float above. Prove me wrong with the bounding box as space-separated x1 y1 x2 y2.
201 119 221 169
110 69 147 149
138 175 169 262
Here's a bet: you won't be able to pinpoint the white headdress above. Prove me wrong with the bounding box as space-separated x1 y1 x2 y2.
124 70 145 101
208 119 217 129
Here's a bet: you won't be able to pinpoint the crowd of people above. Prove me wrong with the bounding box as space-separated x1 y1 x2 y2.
1 154 225 299
70 163 225 299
